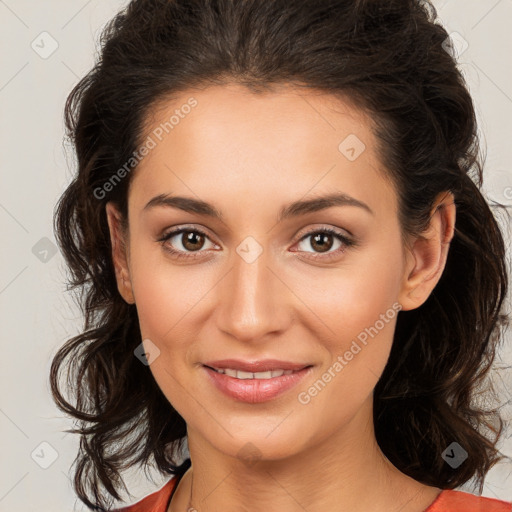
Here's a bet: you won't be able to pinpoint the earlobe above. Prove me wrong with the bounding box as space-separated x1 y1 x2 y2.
398 191 456 311
105 202 135 304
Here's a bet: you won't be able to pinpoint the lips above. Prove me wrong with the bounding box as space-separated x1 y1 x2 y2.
202 359 313 403
203 359 310 373
207 367 295 379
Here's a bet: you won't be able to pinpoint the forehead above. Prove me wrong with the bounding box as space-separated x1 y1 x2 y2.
130 83 397 220
140 82 373 162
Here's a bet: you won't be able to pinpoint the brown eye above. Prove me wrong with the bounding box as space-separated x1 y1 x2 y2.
294 227 356 260
158 225 356 262
181 231 206 251
309 232 335 253
158 227 216 259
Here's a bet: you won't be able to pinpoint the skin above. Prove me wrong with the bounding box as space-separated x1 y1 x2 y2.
106 83 456 512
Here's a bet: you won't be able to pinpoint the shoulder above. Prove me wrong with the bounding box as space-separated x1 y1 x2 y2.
113 477 179 512
426 489 512 512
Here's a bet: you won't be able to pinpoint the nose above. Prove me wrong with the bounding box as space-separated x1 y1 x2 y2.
215 245 291 344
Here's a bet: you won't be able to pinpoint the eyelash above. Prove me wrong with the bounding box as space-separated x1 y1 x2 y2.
157 226 357 262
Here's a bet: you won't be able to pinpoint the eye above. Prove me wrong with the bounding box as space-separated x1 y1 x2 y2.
293 227 356 260
157 225 357 261
158 227 217 260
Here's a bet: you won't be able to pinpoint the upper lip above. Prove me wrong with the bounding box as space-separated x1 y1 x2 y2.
203 359 311 372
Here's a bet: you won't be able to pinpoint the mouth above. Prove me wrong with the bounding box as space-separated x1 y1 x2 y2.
202 359 313 403
204 366 307 379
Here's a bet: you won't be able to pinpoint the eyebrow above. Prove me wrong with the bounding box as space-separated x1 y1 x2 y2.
143 192 374 221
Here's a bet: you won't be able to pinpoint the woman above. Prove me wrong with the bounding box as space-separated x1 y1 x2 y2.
50 0 512 511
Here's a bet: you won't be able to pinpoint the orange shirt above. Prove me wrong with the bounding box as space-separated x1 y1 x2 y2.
115 477 512 512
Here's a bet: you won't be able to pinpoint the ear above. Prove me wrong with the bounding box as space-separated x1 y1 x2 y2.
398 191 456 311
105 202 135 304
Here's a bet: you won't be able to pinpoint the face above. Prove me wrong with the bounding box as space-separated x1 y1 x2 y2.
106 83 452 463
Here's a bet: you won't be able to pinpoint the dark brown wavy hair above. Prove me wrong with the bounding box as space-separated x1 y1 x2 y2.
50 0 511 509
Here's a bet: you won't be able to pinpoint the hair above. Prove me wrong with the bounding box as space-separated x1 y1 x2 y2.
50 0 511 510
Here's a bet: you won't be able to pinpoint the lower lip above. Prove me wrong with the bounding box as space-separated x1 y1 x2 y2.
203 366 312 403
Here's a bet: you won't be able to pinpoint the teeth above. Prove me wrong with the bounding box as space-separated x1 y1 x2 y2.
213 368 295 379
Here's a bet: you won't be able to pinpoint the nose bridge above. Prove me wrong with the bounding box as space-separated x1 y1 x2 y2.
216 239 286 342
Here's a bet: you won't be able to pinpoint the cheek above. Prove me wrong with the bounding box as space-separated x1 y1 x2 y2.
291 284 401 433
292 237 403 342
129 255 210 409
291 243 404 397
298 275 399 386
129 240 212 342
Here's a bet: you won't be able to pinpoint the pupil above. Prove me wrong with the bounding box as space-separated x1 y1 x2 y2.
312 233 332 253
184 232 203 251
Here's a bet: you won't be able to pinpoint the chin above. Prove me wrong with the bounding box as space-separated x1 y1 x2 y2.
195 418 316 465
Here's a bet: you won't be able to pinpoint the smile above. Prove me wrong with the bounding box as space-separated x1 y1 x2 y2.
207 367 296 379
202 363 313 403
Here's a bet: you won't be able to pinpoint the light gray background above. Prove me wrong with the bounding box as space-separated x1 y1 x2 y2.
1 1 511 510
